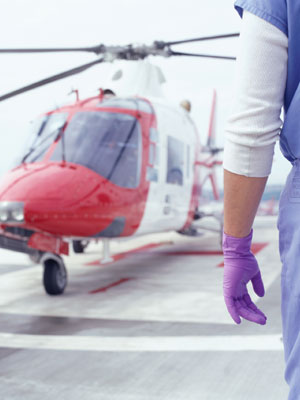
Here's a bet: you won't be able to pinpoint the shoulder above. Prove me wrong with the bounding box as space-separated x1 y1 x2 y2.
234 0 287 36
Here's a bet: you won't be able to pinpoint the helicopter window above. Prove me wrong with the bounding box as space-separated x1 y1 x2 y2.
51 111 141 188
97 98 153 114
147 167 158 182
166 136 184 186
29 115 48 138
149 143 155 165
22 113 68 163
147 128 159 183
150 128 159 165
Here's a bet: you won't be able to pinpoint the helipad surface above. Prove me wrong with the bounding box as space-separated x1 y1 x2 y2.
0 216 289 399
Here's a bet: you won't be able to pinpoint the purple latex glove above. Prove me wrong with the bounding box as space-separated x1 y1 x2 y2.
223 229 267 325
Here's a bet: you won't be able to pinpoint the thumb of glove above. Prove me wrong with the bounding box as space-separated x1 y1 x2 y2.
251 271 265 297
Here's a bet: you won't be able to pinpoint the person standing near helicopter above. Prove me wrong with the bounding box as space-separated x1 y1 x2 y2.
222 0 300 397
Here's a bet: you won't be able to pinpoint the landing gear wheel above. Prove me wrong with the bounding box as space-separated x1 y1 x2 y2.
42 255 67 295
72 240 89 253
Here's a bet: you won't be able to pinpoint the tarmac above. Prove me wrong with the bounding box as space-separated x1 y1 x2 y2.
0 216 289 399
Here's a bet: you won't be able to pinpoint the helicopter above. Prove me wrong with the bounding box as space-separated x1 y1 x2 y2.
0 34 237 295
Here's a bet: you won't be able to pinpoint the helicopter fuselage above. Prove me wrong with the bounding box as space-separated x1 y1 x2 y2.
0 95 202 251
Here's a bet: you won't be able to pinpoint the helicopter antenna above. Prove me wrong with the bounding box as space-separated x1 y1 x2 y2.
69 89 80 102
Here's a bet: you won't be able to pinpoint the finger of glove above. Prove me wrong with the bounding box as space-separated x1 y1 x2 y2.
243 294 267 320
251 271 265 297
236 299 266 325
224 297 241 324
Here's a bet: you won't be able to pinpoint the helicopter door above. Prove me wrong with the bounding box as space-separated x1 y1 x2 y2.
139 132 189 234
134 106 195 236
135 126 169 235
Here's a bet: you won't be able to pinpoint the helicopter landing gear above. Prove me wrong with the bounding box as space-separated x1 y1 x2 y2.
28 250 44 264
72 240 89 253
182 210 224 248
101 238 113 264
41 253 67 295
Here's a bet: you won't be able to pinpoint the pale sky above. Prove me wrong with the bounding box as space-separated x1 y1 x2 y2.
0 0 291 185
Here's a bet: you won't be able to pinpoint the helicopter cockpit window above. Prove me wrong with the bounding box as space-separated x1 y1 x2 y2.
166 136 184 186
22 113 68 164
97 98 153 114
51 111 141 188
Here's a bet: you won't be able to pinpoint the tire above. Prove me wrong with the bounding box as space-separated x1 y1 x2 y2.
72 240 88 253
43 258 67 295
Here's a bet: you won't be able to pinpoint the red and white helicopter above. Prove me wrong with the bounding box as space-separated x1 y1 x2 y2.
0 35 237 295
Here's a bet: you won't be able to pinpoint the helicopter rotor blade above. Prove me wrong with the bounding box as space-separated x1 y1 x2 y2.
170 50 236 61
0 45 106 55
0 58 104 102
164 33 239 47
0 34 239 57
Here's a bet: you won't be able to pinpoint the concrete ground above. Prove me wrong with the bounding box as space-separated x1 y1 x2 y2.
0 216 289 399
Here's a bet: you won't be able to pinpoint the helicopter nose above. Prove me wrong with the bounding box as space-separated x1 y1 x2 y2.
0 162 114 236
0 162 99 202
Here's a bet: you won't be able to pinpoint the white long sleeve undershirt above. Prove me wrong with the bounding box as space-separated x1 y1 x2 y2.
223 10 288 178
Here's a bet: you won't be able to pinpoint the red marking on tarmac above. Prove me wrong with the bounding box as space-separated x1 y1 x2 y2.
217 242 269 267
85 240 269 271
89 278 132 294
161 250 223 256
86 241 173 266
251 242 269 254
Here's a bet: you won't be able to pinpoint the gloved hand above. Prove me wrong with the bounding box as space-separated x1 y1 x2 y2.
223 229 267 325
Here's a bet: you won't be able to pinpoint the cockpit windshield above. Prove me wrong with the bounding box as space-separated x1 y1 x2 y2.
51 111 142 189
22 113 68 163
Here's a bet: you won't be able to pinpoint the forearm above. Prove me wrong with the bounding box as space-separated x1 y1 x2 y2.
222 12 287 238
223 169 268 237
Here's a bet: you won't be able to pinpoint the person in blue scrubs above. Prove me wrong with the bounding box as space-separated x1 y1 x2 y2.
223 1 300 398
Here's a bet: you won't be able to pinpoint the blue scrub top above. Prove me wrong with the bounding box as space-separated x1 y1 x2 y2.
234 0 300 162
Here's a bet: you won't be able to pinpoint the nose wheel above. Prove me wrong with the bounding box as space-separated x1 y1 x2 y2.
41 253 67 295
